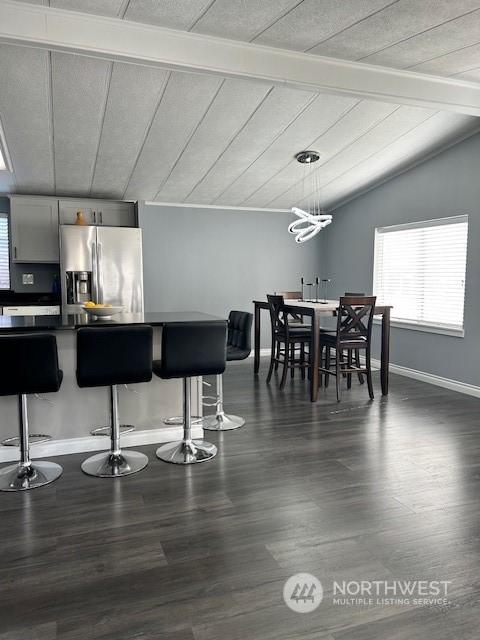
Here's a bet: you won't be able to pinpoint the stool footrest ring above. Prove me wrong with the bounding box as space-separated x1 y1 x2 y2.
90 425 135 437
1 434 52 447
163 416 202 426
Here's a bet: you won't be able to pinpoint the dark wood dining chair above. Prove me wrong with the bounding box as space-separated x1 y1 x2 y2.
266 294 311 389
320 291 365 385
319 295 376 402
271 292 310 374
344 292 365 385
276 291 310 326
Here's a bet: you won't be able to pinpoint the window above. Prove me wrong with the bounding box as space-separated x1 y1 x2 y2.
0 213 10 290
373 215 468 336
0 146 6 171
0 119 10 172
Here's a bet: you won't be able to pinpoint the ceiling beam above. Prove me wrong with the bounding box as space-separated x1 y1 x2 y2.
1 1 480 116
143 201 290 213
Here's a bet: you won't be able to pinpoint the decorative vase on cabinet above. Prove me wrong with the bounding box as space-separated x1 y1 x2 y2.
74 210 87 225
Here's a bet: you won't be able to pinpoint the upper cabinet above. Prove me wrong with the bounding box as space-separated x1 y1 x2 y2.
58 200 96 226
96 202 137 227
10 196 59 263
9 196 137 264
59 199 136 227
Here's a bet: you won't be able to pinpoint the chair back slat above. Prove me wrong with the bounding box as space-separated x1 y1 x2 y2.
266 294 289 335
336 296 376 344
277 291 301 300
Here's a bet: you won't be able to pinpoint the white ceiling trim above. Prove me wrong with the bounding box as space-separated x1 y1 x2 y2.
1 1 480 116
144 201 290 214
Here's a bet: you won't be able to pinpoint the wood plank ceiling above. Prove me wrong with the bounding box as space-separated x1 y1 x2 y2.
1 0 480 209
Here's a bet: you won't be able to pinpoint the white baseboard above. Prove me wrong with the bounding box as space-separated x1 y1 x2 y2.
0 424 204 463
247 348 272 358
371 358 480 399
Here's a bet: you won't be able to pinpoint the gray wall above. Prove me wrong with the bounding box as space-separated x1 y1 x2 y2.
323 131 480 386
0 196 59 293
138 202 322 345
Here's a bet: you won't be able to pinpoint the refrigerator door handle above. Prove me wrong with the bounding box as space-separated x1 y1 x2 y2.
91 242 98 303
97 242 103 304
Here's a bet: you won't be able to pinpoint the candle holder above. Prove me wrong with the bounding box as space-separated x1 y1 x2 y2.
300 276 318 301
320 278 331 304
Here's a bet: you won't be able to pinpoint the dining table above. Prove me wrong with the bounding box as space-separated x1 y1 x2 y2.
252 299 392 402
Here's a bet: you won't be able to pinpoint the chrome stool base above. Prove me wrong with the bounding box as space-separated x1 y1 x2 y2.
156 439 217 465
201 412 245 431
90 425 135 437
82 385 148 478
200 374 246 432
0 460 63 492
81 450 148 478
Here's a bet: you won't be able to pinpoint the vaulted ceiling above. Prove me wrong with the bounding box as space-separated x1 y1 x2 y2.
1 0 480 209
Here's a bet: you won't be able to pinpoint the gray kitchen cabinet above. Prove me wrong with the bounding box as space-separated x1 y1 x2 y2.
10 196 59 263
95 202 136 227
59 199 136 227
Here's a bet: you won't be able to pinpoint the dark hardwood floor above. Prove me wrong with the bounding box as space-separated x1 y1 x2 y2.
1 360 480 639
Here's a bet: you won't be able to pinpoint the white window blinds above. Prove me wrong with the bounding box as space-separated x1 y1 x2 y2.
0 213 10 290
373 215 468 333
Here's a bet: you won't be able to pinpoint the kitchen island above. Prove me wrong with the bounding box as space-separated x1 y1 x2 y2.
0 311 225 462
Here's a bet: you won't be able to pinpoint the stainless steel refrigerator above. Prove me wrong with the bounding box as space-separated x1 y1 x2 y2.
59 225 144 314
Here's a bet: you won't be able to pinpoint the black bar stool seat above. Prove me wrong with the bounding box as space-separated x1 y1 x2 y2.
153 321 227 465
0 333 63 492
76 325 153 478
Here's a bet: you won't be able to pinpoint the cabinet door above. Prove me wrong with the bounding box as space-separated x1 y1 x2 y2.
59 200 96 225
10 197 59 263
96 202 136 227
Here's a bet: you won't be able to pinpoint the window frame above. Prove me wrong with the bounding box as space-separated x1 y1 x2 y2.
372 215 468 338
0 116 12 172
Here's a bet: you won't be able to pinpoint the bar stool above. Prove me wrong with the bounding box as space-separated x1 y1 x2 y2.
201 310 252 431
76 325 153 477
154 320 227 464
0 333 63 492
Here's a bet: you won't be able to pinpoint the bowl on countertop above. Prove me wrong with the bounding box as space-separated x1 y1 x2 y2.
82 305 124 319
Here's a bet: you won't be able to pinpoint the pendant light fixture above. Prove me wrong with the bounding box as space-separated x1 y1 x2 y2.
288 150 332 243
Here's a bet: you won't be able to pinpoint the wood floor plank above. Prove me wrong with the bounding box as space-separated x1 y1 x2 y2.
0 360 479 638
